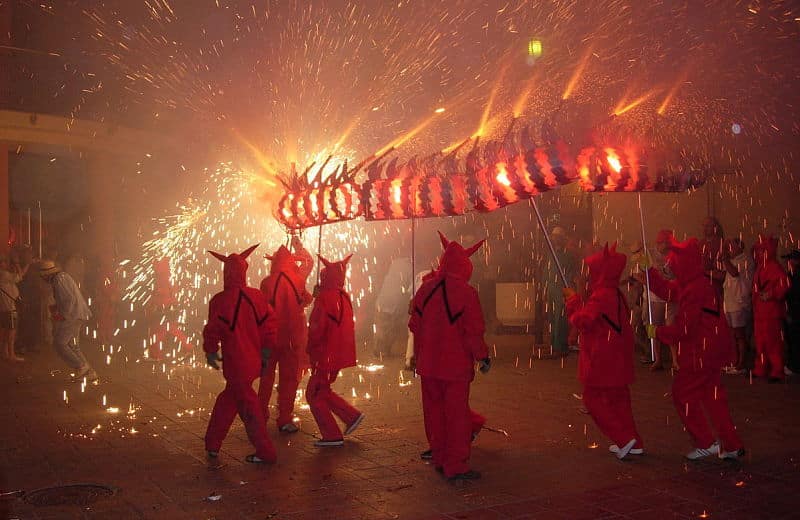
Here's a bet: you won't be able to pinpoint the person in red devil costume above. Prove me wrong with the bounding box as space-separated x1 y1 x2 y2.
258 236 313 433
751 235 790 382
409 232 489 480
645 237 745 460
305 253 365 447
203 245 278 463
564 243 643 459
148 257 193 361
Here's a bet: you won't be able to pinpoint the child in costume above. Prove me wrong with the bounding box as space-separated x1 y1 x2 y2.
305 254 365 446
259 236 313 432
565 243 643 459
646 237 745 460
409 232 489 480
203 245 278 463
751 236 790 382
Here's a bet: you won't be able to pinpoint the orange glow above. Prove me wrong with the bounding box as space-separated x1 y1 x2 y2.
477 63 509 136
496 166 512 186
333 118 361 150
605 148 622 173
562 45 593 100
613 89 657 116
513 70 541 118
377 113 440 156
657 65 691 115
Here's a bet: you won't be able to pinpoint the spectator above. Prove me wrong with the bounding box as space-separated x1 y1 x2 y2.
0 254 25 361
40 260 96 380
372 256 412 359
544 226 577 358
721 238 754 374
637 230 678 370
622 242 647 362
699 217 725 297
783 249 800 376
16 247 43 354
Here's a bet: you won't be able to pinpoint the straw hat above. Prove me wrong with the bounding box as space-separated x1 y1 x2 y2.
39 260 61 277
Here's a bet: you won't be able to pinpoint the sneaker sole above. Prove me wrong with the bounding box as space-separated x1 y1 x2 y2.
344 413 365 436
314 440 344 447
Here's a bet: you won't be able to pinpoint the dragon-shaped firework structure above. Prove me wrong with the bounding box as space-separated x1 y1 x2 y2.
276 123 708 231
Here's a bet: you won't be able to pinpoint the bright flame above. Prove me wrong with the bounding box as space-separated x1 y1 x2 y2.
496 168 512 186
605 148 622 173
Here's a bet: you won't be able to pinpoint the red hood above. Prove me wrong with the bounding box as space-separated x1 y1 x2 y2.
209 244 258 289
266 245 296 274
666 237 704 284
319 253 352 290
436 231 485 282
584 242 626 290
753 235 778 265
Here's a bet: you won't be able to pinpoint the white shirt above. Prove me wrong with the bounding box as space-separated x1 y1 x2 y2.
51 271 92 321
723 253 753 313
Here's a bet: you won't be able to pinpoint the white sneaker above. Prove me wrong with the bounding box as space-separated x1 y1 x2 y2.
719 447 746 460
785 366 795 376
609 444 644 456
614 439 638 460
314 439 344 447
686 442 720 460
344 413 365 436
73 365 98 382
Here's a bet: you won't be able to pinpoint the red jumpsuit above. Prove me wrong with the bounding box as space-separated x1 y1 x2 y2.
752 236 790 380
566 244 642 451
649 238 743 453
258 245 313 428
203 246 278 462
306 254 362 441
409 233 488 478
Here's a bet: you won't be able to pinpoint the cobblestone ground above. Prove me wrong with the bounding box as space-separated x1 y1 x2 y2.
2 336 799 520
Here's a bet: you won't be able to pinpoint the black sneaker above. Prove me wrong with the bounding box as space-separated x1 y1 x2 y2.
420 449 433 460
448 470 481 481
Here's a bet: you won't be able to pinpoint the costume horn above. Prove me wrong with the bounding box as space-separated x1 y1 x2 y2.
208 250 227 262
240 244 259 259
465 239 486 257
437 230 449 249
317 254 333 268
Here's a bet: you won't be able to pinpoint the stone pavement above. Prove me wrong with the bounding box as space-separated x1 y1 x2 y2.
1 336 799 520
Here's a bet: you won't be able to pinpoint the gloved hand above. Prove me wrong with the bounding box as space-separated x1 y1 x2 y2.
206 351 221 370
562 287 577 300
478 357 491 374
261 348 271 368
645 323 658 339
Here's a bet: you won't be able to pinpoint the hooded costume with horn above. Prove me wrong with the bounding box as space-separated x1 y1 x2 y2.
409 232 488 479
305 253 364 442
258 243 314 430
752 235 790 380
203 245 278 462
647 237 743 456
566 243 642 456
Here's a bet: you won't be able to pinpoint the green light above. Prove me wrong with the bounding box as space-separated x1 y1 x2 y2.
527 39 542 57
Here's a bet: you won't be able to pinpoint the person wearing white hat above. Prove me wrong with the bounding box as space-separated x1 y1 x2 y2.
39 260 96 381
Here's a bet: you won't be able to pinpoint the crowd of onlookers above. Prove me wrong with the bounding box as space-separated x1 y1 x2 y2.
616 217 799 381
